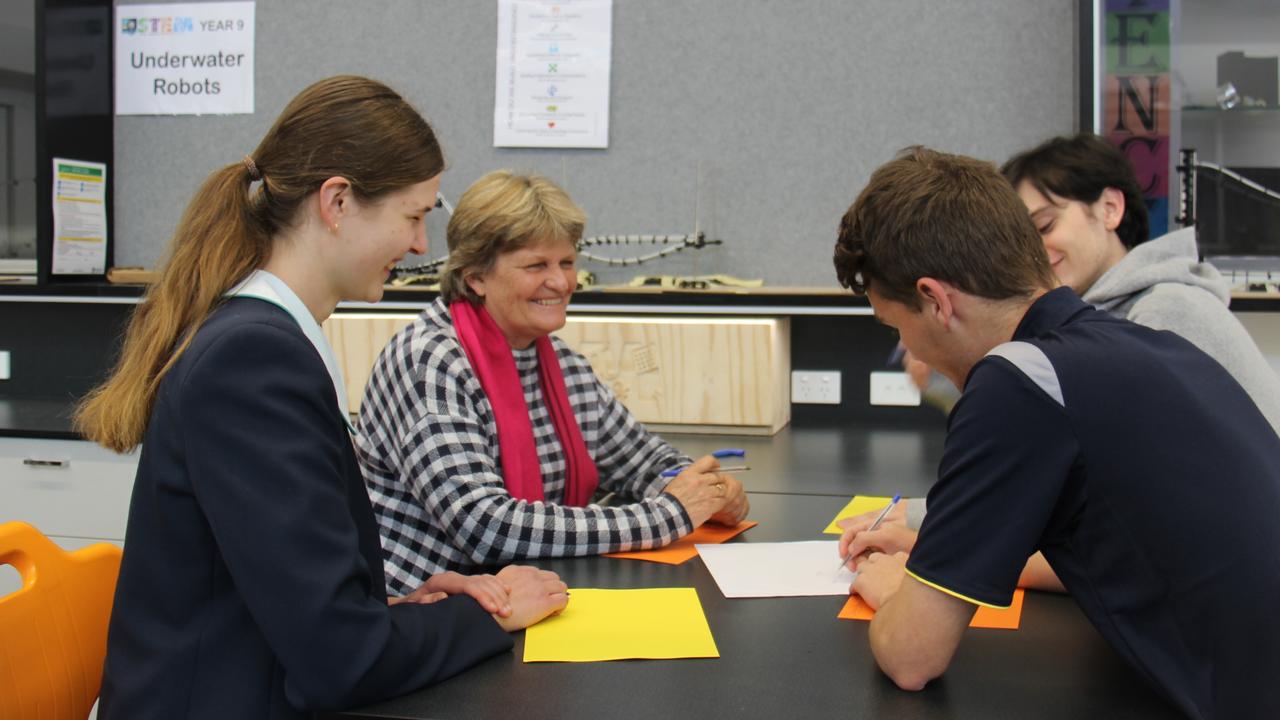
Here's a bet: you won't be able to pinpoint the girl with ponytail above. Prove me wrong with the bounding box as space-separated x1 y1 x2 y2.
89 76 567 720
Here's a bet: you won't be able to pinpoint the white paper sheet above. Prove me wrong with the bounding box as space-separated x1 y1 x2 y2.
115 2 255 115
51 158 107 275
494 0 612 148
695 541 856 598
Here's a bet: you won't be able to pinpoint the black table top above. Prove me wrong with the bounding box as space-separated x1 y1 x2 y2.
325 494 1178 720
0 397 80 439
661 419 948 498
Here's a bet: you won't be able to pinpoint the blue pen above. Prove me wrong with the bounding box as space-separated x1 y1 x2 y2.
838 494 901 572
660 448 746 478
886 342 907 368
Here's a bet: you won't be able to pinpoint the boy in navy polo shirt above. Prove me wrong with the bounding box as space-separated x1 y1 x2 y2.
832 147 1280 719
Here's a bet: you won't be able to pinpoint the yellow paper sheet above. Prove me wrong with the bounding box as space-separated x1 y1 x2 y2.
822 496 895 534
523 588 720 662
837 588 1026 630
603 521 758 564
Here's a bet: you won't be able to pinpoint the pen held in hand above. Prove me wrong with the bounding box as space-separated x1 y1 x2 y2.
660 464 750 478
838 494 902 572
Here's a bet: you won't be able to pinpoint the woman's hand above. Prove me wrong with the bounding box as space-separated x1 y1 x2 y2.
491 565 570 632
662 455 744 527
903 349 932 392
390 571 513 616
388 588 448 606
708 475 750 526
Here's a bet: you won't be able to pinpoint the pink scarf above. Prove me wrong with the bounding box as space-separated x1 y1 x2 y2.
449 300 599 506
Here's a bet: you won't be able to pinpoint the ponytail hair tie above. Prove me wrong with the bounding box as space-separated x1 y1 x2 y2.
242 155 262 182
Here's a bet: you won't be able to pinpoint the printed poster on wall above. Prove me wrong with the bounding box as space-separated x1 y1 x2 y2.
1103 0 1171 237
494 0 612 148
51 158 108 275
114 2 255 115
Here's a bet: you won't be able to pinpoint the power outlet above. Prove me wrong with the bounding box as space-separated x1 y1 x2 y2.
869 371 921 406
0 351 9 380
792 370 841 404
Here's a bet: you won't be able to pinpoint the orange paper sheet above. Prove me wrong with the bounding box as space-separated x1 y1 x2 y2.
603 521 758 564
838 588 1026 630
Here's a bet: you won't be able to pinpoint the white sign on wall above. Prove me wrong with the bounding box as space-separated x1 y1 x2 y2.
494 0 613 148
114 2 255 115
51 158 108 275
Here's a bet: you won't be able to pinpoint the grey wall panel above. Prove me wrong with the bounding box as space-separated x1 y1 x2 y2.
113 0 1078 286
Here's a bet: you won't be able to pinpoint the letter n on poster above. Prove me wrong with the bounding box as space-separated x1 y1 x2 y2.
494 0 612 148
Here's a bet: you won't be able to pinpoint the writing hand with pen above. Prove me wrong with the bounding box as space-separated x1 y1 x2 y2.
837 495 919 610
659 448 751 528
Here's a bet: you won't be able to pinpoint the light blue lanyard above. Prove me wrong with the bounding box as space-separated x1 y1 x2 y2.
227 269 357 435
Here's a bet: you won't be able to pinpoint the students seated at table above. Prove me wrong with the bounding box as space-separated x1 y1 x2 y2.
908 134 1280 422
875 132 1280 537
356 170 749 593
830 147 1280 718
78 76 567 720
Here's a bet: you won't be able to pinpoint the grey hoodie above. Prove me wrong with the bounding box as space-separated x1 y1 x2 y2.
1083 226 1280 437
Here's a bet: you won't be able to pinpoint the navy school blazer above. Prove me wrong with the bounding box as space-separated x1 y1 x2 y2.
99 298 511 720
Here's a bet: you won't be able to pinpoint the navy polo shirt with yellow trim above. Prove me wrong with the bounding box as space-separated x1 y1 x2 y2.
906 287 1280 720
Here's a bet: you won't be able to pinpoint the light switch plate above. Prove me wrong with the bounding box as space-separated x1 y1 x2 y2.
869 371 921 406
792 370 841 404
0 351 9 380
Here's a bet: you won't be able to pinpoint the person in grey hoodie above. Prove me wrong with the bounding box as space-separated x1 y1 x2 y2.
847 134 1280 589
1005 133 1280 435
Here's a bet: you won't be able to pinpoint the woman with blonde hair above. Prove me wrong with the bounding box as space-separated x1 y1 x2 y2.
357 170 749 591
79 77 566 720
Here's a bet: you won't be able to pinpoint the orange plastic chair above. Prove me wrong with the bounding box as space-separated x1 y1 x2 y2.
0 521 123 720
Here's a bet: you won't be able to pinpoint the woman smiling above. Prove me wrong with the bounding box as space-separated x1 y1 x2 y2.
356 171 749 592
79 78 567 720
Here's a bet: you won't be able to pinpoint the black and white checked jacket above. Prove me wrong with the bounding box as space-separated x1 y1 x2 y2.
356 299 693 595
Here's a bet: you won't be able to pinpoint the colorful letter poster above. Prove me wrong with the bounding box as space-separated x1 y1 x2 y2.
115 2 255 115
494 0 612 148
1105 0 1171 236
51 158 108 275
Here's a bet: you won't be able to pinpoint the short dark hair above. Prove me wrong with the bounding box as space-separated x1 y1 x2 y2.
1001 133 1150 248
833 147 1055 309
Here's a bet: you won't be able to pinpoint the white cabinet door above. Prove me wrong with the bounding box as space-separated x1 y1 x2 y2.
0 437 138 542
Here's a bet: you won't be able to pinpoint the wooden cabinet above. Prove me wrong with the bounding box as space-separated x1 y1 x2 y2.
323 313 791 435
553 316 790 434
